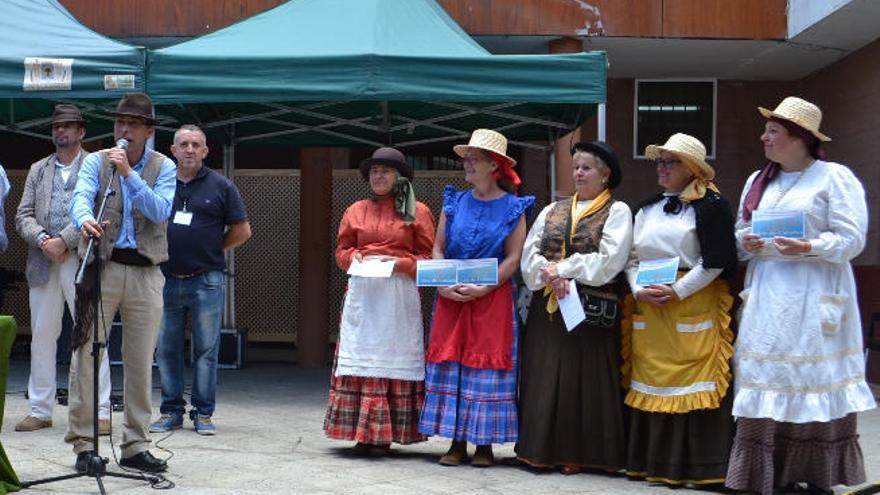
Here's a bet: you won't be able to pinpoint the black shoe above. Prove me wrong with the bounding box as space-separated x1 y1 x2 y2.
75 451 95 473
120 451 167 473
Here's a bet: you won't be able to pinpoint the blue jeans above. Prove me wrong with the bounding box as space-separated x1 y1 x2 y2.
156 270 225 417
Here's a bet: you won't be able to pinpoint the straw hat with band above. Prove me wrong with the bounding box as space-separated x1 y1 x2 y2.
453 128 521 190
645 133 718 203
359 147 417 224
571 140 622 189
757 96 831 142
50 104 86 125
112 92 158 125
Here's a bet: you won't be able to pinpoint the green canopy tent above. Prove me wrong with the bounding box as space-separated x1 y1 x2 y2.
0 0 147 143
146 0 607 150
147 0 607 342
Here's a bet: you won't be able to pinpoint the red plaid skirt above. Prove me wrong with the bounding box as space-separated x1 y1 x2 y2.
324 373 426 445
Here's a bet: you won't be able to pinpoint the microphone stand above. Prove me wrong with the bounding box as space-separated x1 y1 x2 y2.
22 164 158 493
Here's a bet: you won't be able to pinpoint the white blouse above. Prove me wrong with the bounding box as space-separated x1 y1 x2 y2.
625 194 723 300
521 200 633 291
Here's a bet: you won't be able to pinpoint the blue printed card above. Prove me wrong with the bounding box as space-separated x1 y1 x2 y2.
455 259 499 285
635 257 680 286
751 209 805 239
416 258 498 286
416 260 458 286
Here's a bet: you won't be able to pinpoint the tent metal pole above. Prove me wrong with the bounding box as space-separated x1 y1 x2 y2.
549 134 557 203
223 127 237 329
598 103 607 141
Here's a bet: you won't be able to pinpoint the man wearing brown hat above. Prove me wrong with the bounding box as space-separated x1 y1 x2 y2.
67 93 176 473
15 104 114 434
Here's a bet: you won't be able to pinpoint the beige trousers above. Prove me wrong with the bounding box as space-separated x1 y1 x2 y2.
65 261 165 457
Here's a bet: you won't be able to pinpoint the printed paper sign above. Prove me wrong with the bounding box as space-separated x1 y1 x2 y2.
104 74 136 90
751 209 805 239
23 57 73 91
635 257 680 286
416 258 498 287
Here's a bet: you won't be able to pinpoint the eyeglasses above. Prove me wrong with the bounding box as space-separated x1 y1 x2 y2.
464 155 491 166
654 158 680 170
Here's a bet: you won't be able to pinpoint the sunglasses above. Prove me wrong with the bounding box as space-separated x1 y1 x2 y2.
654 158 681 170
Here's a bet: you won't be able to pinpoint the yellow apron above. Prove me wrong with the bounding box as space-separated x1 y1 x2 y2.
621 278 733 413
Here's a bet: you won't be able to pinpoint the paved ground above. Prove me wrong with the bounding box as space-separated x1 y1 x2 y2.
2 360 878 494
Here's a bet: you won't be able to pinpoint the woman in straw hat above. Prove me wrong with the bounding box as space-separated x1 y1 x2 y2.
516 141 632 474
725 97 874 494
621 133 738 486
324 147 436 456
418 129 534 467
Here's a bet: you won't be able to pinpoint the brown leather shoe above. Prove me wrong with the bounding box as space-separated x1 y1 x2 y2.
438 440 467 466
15 416 52 432
471 445 494 468
98 419 111 436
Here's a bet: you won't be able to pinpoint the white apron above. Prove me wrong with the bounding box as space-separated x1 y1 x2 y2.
336 274 425 381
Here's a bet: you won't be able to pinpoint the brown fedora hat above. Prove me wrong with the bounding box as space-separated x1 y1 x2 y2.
112 92 157 125
50 104 86 125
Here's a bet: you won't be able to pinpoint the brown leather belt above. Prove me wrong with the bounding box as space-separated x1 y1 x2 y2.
110 248 153 267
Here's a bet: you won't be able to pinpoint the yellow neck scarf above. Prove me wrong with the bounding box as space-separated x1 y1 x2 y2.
679 178 720 203
678 157 720 203
544 189 612 315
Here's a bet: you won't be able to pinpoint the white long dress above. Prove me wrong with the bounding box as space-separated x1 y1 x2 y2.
732 160 876 423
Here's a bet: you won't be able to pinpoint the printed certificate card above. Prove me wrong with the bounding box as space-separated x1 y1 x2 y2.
416 260 458 286
417 258 498 286
455 258 499 285
751 209 805 239
635 256 680 286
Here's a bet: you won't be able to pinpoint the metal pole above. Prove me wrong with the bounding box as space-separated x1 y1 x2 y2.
223 131 237 329
598 103 607 141
549 140 557 203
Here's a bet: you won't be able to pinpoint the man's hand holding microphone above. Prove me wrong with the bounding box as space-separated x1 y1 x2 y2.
79 138 128 241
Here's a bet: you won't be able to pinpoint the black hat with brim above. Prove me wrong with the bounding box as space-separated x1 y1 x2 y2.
359 147 413 180
571 140 622 189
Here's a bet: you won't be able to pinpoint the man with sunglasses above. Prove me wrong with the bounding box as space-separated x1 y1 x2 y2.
15 104 113 435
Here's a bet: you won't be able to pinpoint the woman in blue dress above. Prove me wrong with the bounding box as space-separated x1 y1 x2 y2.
418 128 534 468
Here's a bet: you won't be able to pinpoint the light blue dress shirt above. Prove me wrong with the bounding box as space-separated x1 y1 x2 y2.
70 148 176 249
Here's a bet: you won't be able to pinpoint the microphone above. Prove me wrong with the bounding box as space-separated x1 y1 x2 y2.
115 138 129 150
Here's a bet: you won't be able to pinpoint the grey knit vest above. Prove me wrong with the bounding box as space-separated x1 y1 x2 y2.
46 162 78 236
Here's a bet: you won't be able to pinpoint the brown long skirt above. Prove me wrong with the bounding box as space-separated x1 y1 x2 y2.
724 414 866 495
515 295 626 470
626 389 734 485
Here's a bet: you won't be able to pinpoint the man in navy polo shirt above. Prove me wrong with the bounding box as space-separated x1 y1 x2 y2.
150 124 251 435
